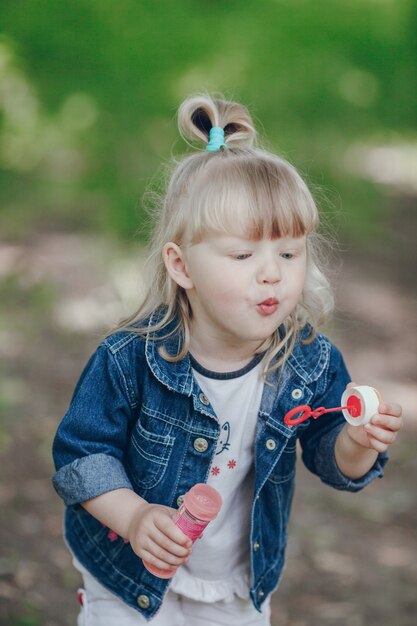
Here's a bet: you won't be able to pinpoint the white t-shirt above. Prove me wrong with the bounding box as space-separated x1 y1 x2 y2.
170 354 265 602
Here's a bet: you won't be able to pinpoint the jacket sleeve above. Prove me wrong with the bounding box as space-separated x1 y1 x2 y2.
52 343 136 506
298 342 388 492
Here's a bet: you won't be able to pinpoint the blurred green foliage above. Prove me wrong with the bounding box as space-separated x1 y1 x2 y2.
0 0 416 240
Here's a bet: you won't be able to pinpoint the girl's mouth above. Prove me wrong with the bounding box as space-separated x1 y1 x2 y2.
257 298 279 316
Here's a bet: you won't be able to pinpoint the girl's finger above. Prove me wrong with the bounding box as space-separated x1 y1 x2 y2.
364 424 396 445
138 546 180 571
144 537 189 567
378 402 402 417
150 528 191 558
371 414 402 432
365 435 388 453
155 516 192 547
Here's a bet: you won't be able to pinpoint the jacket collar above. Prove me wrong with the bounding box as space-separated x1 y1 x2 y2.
145 309 195 396
286 328 330 384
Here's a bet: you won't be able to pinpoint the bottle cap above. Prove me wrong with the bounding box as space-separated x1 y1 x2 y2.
184 484 222 521
341 385 381 426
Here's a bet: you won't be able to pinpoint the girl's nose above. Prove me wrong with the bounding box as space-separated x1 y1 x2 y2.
257 260 281 284
261 274 280 285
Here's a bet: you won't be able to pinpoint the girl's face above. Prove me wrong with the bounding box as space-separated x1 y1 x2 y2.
167 233 307 357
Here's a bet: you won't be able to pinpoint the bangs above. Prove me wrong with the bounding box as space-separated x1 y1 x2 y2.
186 154 319 243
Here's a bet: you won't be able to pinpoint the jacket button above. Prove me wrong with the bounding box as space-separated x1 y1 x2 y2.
137 594 150 609
199 393 210 405
266 438 276 450
258 589 265 599
177 495 185 507
253 541 260 552
291 388 303 400
194 437 209 452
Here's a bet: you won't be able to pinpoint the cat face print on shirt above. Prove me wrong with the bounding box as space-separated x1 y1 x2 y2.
215 421 231 455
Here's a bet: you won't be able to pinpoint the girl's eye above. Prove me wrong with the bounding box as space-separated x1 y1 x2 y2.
233 253 252 260
281 252 294 260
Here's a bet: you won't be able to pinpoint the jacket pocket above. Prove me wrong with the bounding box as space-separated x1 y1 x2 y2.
127 420 175 490
267 439 296 484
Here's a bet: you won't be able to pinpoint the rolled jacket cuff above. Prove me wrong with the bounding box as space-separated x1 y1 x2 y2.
314 424 389 492
52 453 134 506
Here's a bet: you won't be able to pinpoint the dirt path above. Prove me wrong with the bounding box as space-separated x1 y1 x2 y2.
0 233 416 626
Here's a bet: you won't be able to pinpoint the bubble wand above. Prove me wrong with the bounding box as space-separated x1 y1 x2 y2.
284 385 381 427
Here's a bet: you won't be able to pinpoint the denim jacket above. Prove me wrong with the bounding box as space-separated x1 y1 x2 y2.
52 311 387 619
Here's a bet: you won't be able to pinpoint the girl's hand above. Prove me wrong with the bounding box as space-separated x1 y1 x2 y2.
345 382 403 453
128 502 192 573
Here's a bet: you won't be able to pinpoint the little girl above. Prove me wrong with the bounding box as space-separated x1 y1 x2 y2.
52 94 403 626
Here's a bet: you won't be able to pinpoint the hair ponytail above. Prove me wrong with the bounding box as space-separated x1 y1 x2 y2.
177 94 257 150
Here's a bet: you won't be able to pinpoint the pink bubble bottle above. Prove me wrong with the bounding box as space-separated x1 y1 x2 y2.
144 483 222 578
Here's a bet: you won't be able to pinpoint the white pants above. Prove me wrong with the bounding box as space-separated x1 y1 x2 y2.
74 560 271 626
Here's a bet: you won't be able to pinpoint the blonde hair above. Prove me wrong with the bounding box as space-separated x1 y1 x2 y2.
114 94 334 375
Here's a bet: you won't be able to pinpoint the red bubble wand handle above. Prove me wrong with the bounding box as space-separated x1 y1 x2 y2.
284 403 358 426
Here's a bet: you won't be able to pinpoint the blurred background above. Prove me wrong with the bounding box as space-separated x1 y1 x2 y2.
0 1 416 625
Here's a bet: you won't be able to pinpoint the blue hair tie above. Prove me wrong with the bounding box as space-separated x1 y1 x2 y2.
206 126 226 152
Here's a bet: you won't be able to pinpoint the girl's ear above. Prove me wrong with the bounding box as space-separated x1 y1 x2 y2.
163 243 194 290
